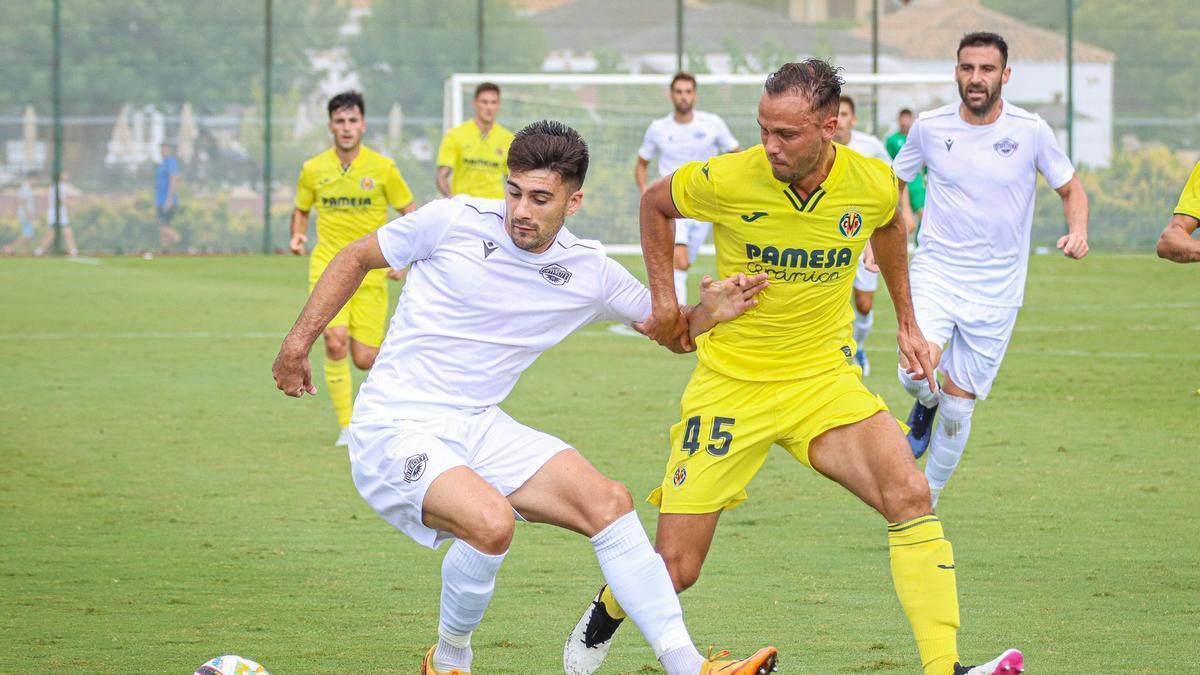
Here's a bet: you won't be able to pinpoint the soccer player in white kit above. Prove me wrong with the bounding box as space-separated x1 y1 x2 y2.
636 73 740 306
272 121 779 675
834 94 892 377
891 32 1090 507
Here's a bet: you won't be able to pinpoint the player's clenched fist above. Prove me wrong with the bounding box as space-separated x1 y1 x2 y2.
272 347 318 398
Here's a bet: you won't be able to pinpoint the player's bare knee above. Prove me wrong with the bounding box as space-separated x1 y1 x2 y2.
465 505 515 555
323 334 348 360
881 470 932 521
589 480 634 534
351 350 376 370
658 547 702 592
855 295 873 315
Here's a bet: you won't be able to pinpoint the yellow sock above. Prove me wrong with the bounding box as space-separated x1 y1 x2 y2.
598 584 627 620
888 515 960 675
324 356 353 428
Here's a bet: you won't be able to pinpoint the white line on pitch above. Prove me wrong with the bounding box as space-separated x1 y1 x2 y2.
1016 324 1200 333
64 257 101 265
2 331 283 341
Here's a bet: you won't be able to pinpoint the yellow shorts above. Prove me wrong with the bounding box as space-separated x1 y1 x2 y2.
308 256 389 348
649 360 889 514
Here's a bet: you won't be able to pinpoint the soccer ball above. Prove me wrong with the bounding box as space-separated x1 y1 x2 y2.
193 655 269 675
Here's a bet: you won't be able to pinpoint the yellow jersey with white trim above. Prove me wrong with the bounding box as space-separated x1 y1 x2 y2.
436 120 515 199
295 145 415 260
1174 161 1200 221
670 143 897 381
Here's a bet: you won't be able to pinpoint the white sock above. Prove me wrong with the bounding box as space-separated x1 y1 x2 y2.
673 268 689 306
435 539 507 671
590 511 700 672
660 644 707 675
852 308 874 347
897 363 939 408
925 391 976 502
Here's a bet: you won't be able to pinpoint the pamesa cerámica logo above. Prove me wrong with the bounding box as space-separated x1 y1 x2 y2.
743 243 855 284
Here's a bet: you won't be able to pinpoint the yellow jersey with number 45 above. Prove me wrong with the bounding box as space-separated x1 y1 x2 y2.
671 143 897 381
295 145 414 261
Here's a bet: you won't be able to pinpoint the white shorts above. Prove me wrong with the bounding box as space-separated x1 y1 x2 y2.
348 406 569 550
911 283 1019 400
853 254 878 293
673 218 711 264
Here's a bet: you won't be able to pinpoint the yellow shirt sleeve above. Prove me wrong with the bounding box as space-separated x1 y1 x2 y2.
670 160 722 223
436 128 459 169
1174 161 1200 220
294 162 315 211
385 161 415 210
881 168 899 228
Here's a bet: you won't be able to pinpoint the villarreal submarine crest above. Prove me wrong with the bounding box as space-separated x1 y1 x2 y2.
838 210 863 238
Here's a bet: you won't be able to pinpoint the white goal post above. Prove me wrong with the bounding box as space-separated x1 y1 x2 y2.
444 71 954 250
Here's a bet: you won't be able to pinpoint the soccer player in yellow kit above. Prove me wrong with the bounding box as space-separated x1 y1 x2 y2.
565 62 1023 675
290 91 416 445
436 82 514 198
1157 161 1200 263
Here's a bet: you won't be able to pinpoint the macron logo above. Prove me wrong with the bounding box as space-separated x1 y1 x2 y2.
482 240 499 259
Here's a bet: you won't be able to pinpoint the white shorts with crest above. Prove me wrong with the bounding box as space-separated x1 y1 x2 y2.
348 406 569 549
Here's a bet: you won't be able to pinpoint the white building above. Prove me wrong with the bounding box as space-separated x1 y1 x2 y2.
521 0 1114 167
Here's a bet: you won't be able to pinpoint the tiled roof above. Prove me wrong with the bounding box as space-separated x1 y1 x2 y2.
856 0 1114 63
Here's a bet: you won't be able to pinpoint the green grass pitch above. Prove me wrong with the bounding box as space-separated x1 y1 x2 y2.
1 253 1197 673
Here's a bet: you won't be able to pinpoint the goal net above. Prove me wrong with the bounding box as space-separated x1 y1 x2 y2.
445 72 954 249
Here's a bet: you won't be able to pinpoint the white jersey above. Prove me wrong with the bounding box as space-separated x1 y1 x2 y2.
638 110 739 177
353 196 652 421
892 100 1074 307
847 130 890 162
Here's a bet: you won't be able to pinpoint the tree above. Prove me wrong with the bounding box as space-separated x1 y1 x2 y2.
346 0 547 123
984 0 1200 147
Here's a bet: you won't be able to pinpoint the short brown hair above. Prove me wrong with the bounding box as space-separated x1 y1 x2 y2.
475 82 501 99
670 72 696 90
507 120 589 189
764 59 844 118
839 95 855 114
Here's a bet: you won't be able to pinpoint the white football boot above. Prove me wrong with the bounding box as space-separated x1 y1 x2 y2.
954 648 1024 674
563 586 624 674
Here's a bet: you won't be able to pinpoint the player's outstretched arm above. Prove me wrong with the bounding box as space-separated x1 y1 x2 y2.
1054 175 1090 259
1156 214 1200 263
272 233 390 397
640 175 689 348
636 272 770 353
872 211 937 394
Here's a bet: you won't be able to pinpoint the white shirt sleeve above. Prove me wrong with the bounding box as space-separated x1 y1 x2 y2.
597 257 652 324
637 122 658 162
714 116 739 153
1035 118 1075 189
375 198 460 269
891 118 926 183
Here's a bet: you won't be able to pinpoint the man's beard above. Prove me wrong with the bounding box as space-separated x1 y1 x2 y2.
960 82 1001 115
